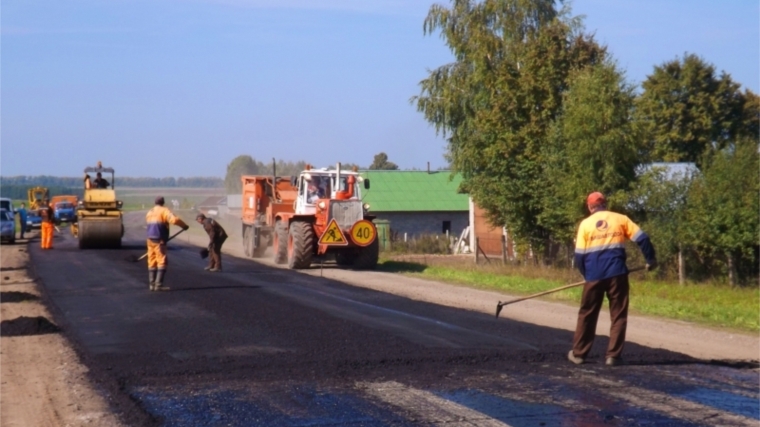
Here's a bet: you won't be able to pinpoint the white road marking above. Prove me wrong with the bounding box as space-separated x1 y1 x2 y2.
359 381 512 427
581 375 757 426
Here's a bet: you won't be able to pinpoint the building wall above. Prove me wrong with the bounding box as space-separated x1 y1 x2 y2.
470 203 514 258
373 211 468 239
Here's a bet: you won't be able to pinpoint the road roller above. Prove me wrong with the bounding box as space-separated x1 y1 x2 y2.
76 163 124 249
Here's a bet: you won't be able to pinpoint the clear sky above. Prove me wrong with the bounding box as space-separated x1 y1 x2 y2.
2 0 757 178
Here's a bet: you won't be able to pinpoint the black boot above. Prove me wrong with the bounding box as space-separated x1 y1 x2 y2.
148 269 157 291
154 269 169 291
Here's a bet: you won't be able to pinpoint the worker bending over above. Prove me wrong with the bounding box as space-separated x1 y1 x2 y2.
39 200 54 249
196 213 228 272
146 196 189 291
569 192 657 367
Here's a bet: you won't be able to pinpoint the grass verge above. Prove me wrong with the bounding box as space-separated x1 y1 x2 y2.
378 259 759 333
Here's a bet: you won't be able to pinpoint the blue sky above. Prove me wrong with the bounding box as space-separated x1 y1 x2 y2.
2 0 758 178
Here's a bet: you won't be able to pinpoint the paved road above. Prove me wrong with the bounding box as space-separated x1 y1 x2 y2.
29 213 759 426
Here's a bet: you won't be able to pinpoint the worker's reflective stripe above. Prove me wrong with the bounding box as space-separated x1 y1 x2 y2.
360 381 513 427
632 229 646 243
574 242 627 255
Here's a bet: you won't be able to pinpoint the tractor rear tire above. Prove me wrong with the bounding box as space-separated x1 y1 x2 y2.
352 238 379 270
287 220 315 269
273 221 288 264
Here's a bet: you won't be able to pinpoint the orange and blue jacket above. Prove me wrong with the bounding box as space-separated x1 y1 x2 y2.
146 206 187 243
574 210 656 281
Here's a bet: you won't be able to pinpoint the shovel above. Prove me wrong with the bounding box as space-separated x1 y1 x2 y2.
495 266 645 318
126 229 186 262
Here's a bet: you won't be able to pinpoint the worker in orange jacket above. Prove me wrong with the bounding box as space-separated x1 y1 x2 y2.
145 196 189 291
39 200 55 249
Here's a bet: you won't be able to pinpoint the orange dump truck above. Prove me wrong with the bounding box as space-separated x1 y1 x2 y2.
240 163 377 269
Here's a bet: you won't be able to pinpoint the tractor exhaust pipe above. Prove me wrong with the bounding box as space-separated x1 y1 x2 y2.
495 266 645 318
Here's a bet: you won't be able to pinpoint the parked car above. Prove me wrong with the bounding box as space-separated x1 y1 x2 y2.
0 198 15 221
0 209 15 244
26 210 42 231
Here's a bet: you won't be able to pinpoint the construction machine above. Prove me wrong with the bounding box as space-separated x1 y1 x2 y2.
27 187 50 211
240 162 377 269
75 162 124 248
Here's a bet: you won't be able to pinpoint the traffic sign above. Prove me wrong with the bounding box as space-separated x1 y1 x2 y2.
350 220 376 247
318 219 348 246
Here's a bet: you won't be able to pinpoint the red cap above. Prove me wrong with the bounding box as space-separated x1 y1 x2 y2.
586 192 606 206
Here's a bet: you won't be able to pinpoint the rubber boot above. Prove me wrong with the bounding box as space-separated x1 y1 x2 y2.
148 269 157 291
154 269 169 291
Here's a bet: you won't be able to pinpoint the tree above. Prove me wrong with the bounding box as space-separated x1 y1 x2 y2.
636 54 749 166
413 0 607 252
683 138 759 286
540 62 644 243
369 152 398 170
224 155 262 194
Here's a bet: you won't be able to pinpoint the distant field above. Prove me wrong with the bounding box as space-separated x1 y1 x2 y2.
115 187 225 210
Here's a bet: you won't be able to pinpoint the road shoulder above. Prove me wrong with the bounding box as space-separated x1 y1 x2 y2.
1 238 124 427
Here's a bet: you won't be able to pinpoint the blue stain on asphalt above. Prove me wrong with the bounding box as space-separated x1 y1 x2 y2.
675 387 759 420
134 386 411 427
436 388 699 427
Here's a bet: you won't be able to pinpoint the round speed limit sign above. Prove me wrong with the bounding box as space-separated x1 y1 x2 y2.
350 220 376 247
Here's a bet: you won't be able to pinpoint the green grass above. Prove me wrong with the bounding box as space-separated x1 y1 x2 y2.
378 259 760 332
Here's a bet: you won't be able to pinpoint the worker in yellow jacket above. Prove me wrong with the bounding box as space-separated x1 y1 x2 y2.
145 196 189 291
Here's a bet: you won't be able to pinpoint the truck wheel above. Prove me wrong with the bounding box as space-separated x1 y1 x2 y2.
287 220 314 269
352 238 379 270
253 232 269 258
243 227 251 257
273 221 288 264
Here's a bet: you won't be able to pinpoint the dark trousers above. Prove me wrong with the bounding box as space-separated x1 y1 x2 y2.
208 236 226 269
572 274 630 359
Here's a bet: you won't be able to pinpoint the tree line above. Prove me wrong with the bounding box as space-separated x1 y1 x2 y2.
223 153 401 193
414 0 758 285
0 176 223 188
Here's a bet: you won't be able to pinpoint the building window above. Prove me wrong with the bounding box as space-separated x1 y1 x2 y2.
442 220 451 235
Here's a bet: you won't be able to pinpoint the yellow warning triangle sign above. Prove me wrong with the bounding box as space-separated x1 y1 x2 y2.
318 218 348 246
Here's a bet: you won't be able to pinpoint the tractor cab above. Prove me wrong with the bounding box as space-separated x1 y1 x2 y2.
294 164 369 216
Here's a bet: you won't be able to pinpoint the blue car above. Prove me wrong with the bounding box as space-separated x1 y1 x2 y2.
0 209 15 244
26 210 42 231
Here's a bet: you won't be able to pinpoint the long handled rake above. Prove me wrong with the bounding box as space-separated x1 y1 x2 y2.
495 266 645 318
126 229 186 262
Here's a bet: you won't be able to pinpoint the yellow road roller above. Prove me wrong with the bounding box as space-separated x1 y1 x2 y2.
76 163 124 249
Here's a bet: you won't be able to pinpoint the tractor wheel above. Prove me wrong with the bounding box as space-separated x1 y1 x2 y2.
287 220 315 269
352 237 379 270
335 251 356 266
252 231 269 258
273 221 288 264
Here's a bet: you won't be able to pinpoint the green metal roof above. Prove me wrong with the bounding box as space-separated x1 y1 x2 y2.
359 170 469 212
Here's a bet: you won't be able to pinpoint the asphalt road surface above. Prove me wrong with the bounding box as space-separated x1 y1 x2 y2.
29 212 759 427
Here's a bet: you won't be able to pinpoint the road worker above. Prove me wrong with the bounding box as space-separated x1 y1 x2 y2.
569 192 657 367
84 174 92 190
17 202 27 240
39 200 55 249
146 196 189 291
196 213 228 272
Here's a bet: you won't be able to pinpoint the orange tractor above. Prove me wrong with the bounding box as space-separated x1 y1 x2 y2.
240 163 378 269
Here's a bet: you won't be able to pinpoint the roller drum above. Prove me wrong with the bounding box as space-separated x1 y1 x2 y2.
78 218 123 249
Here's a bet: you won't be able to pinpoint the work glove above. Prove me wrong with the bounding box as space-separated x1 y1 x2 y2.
182 224 190 231
646 260 658 272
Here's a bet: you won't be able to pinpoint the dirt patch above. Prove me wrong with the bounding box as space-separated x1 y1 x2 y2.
0 241 125 427
1 291 40 303
1 315 60 336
